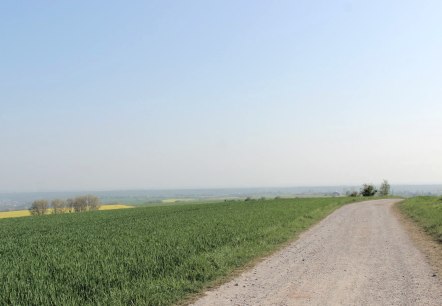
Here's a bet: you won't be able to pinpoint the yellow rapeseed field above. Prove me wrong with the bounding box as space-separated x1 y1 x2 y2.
162 198 194 203
0 210 31 219
99 204 134 211
0 205 134 219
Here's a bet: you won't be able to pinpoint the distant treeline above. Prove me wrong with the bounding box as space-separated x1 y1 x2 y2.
30 195 101 216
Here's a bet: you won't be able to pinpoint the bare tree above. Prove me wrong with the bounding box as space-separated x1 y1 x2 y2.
85 195 101 211
51 199 66 214
72 196 87 212
70 195 100 212
30 200 49 216
29 195 101 216
66 198 73 213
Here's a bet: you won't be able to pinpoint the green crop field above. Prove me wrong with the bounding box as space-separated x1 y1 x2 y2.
0 197 358 305
399 196 442 243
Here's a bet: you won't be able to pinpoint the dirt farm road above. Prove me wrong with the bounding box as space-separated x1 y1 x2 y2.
192 199 442 305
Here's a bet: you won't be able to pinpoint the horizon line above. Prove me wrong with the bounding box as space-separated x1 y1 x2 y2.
1 183 442 195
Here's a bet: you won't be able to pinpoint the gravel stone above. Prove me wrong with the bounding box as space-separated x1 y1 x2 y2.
192 199 442 305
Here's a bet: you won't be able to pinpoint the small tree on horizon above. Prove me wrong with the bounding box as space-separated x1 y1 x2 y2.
378 180 391 196
347 191 359 197
66 198 76 213
360 184 377 197
72 195 101 212
85 195 101 211
30 200 49 216
72 196 87 212
51 199 66 214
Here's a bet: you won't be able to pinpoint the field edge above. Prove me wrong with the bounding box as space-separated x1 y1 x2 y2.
179 198 368 305
394 201 442 279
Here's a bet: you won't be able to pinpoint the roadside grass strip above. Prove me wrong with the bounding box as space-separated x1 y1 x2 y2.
399 196 442 243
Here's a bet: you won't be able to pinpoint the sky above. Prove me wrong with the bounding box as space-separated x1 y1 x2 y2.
1 1 442 192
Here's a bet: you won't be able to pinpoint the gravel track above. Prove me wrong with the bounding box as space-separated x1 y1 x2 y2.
192 199 442 305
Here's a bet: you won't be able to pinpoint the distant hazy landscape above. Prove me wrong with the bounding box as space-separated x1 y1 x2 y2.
1 185 442 212
2 1 442 305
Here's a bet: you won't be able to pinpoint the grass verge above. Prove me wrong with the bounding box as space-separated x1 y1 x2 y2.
0 197 358 305
398 196 442 243
395 197 442 279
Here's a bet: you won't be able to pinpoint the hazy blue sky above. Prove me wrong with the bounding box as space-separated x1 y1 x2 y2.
1 1 442 192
